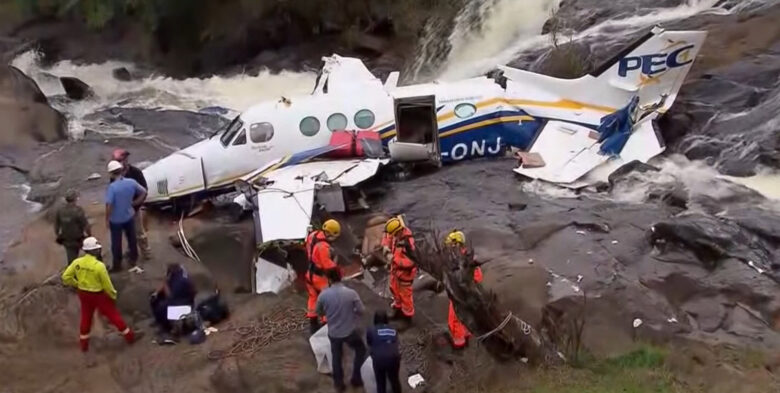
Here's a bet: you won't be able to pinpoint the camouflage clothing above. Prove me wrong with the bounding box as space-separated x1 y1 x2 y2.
55 203 90 246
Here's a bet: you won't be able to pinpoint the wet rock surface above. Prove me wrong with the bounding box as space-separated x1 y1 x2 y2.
543 0 687 34
374 158 780 351
84 107 229 144
59 76 93 100
0 64 67 147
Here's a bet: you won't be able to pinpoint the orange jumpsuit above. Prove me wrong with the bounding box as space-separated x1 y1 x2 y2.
388 228 417 318
304 230 338 319
448 247 483 348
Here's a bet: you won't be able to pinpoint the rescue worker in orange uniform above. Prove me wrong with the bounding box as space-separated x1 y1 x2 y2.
305 219 342 334
384 217 417 322
444 230 483 349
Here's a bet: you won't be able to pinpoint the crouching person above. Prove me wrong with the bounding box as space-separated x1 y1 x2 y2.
150 263 196 336
367 310 403 393
61 237 140 365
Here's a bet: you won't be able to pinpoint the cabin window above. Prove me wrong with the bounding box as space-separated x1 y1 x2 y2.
354 109 375 129
454 103 477 119
220 117 244 147
327 113 348 131
232 129 247 146
250 122 274 143
300 116 320 136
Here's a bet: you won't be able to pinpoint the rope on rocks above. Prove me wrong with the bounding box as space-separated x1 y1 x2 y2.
178 212 200 262
475 312 517 342
207 307 306 360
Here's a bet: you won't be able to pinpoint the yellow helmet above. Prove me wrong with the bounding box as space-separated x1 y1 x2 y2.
445 230 465 246
322 219 341 237
385 217 404 235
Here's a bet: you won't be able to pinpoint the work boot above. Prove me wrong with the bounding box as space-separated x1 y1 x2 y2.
308 317 321 336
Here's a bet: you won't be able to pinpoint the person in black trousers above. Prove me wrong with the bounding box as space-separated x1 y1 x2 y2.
367 310 402 393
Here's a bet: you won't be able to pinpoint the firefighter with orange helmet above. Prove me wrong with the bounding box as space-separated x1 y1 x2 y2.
444 230 483 349
304 219 342 334
385 217 417 322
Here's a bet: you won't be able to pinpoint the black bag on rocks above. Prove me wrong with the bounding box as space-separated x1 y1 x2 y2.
196 291 229 325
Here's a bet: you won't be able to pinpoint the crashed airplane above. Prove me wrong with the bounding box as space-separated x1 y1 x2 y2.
142 26 707 208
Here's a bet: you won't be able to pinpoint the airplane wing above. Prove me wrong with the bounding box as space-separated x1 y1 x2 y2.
251 158 388 244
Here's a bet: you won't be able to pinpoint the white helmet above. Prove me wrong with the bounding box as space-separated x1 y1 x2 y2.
82 237 102 251
107 160 123 173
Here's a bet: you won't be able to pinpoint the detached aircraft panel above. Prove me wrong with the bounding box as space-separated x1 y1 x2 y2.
254 158 386 244
256 177 316 243
561 113 665 188
514 121 609 184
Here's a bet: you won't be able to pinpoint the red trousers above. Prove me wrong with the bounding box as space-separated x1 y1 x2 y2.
448 301 471 348
389 275 414 317
305 273 328 320
78 290 132 352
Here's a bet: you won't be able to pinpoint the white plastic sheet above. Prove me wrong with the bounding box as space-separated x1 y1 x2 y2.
309 325 332 374
254 257 296 295
360 356 377 393
166 305 192 320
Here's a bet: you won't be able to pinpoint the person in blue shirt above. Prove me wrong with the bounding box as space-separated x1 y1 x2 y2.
367 310 402 393
105 160 147 271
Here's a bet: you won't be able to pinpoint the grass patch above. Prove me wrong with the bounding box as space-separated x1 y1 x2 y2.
529 345 680 393
602 346 668 370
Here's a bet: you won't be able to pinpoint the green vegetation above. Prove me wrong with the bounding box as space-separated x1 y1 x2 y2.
530 346 679 393
541 4 591 78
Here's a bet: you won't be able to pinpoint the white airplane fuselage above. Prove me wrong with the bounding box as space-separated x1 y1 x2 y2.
143 28 707 204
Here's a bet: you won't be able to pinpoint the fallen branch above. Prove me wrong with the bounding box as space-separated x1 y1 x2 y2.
412 229 564 365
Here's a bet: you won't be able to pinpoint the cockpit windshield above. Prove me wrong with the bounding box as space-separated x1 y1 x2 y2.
220 116 244 147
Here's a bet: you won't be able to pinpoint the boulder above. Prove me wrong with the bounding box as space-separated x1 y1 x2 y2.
0 65 67 147
607 160 660 188
112 67 132 82
530 41 595 79
59 76 93 100
544 0 688 33
84 107 229 143
649 213 778 282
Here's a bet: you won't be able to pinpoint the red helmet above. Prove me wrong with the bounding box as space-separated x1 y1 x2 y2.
112 148 129 161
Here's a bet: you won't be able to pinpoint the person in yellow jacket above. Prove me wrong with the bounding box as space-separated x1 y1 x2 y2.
62 237 139 357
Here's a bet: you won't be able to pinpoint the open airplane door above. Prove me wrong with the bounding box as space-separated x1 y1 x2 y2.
388 95 441 166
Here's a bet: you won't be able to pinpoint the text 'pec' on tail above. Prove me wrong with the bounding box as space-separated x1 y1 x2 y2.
590 26 708 112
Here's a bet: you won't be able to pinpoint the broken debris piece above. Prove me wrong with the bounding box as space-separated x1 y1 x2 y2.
514 151 546 168
408 374 425 388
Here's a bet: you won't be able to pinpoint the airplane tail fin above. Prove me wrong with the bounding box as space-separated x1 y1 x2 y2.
590 26 707 111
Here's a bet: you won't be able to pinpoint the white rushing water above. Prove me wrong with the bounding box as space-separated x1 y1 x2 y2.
438 0 725 80
11 50 316 137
